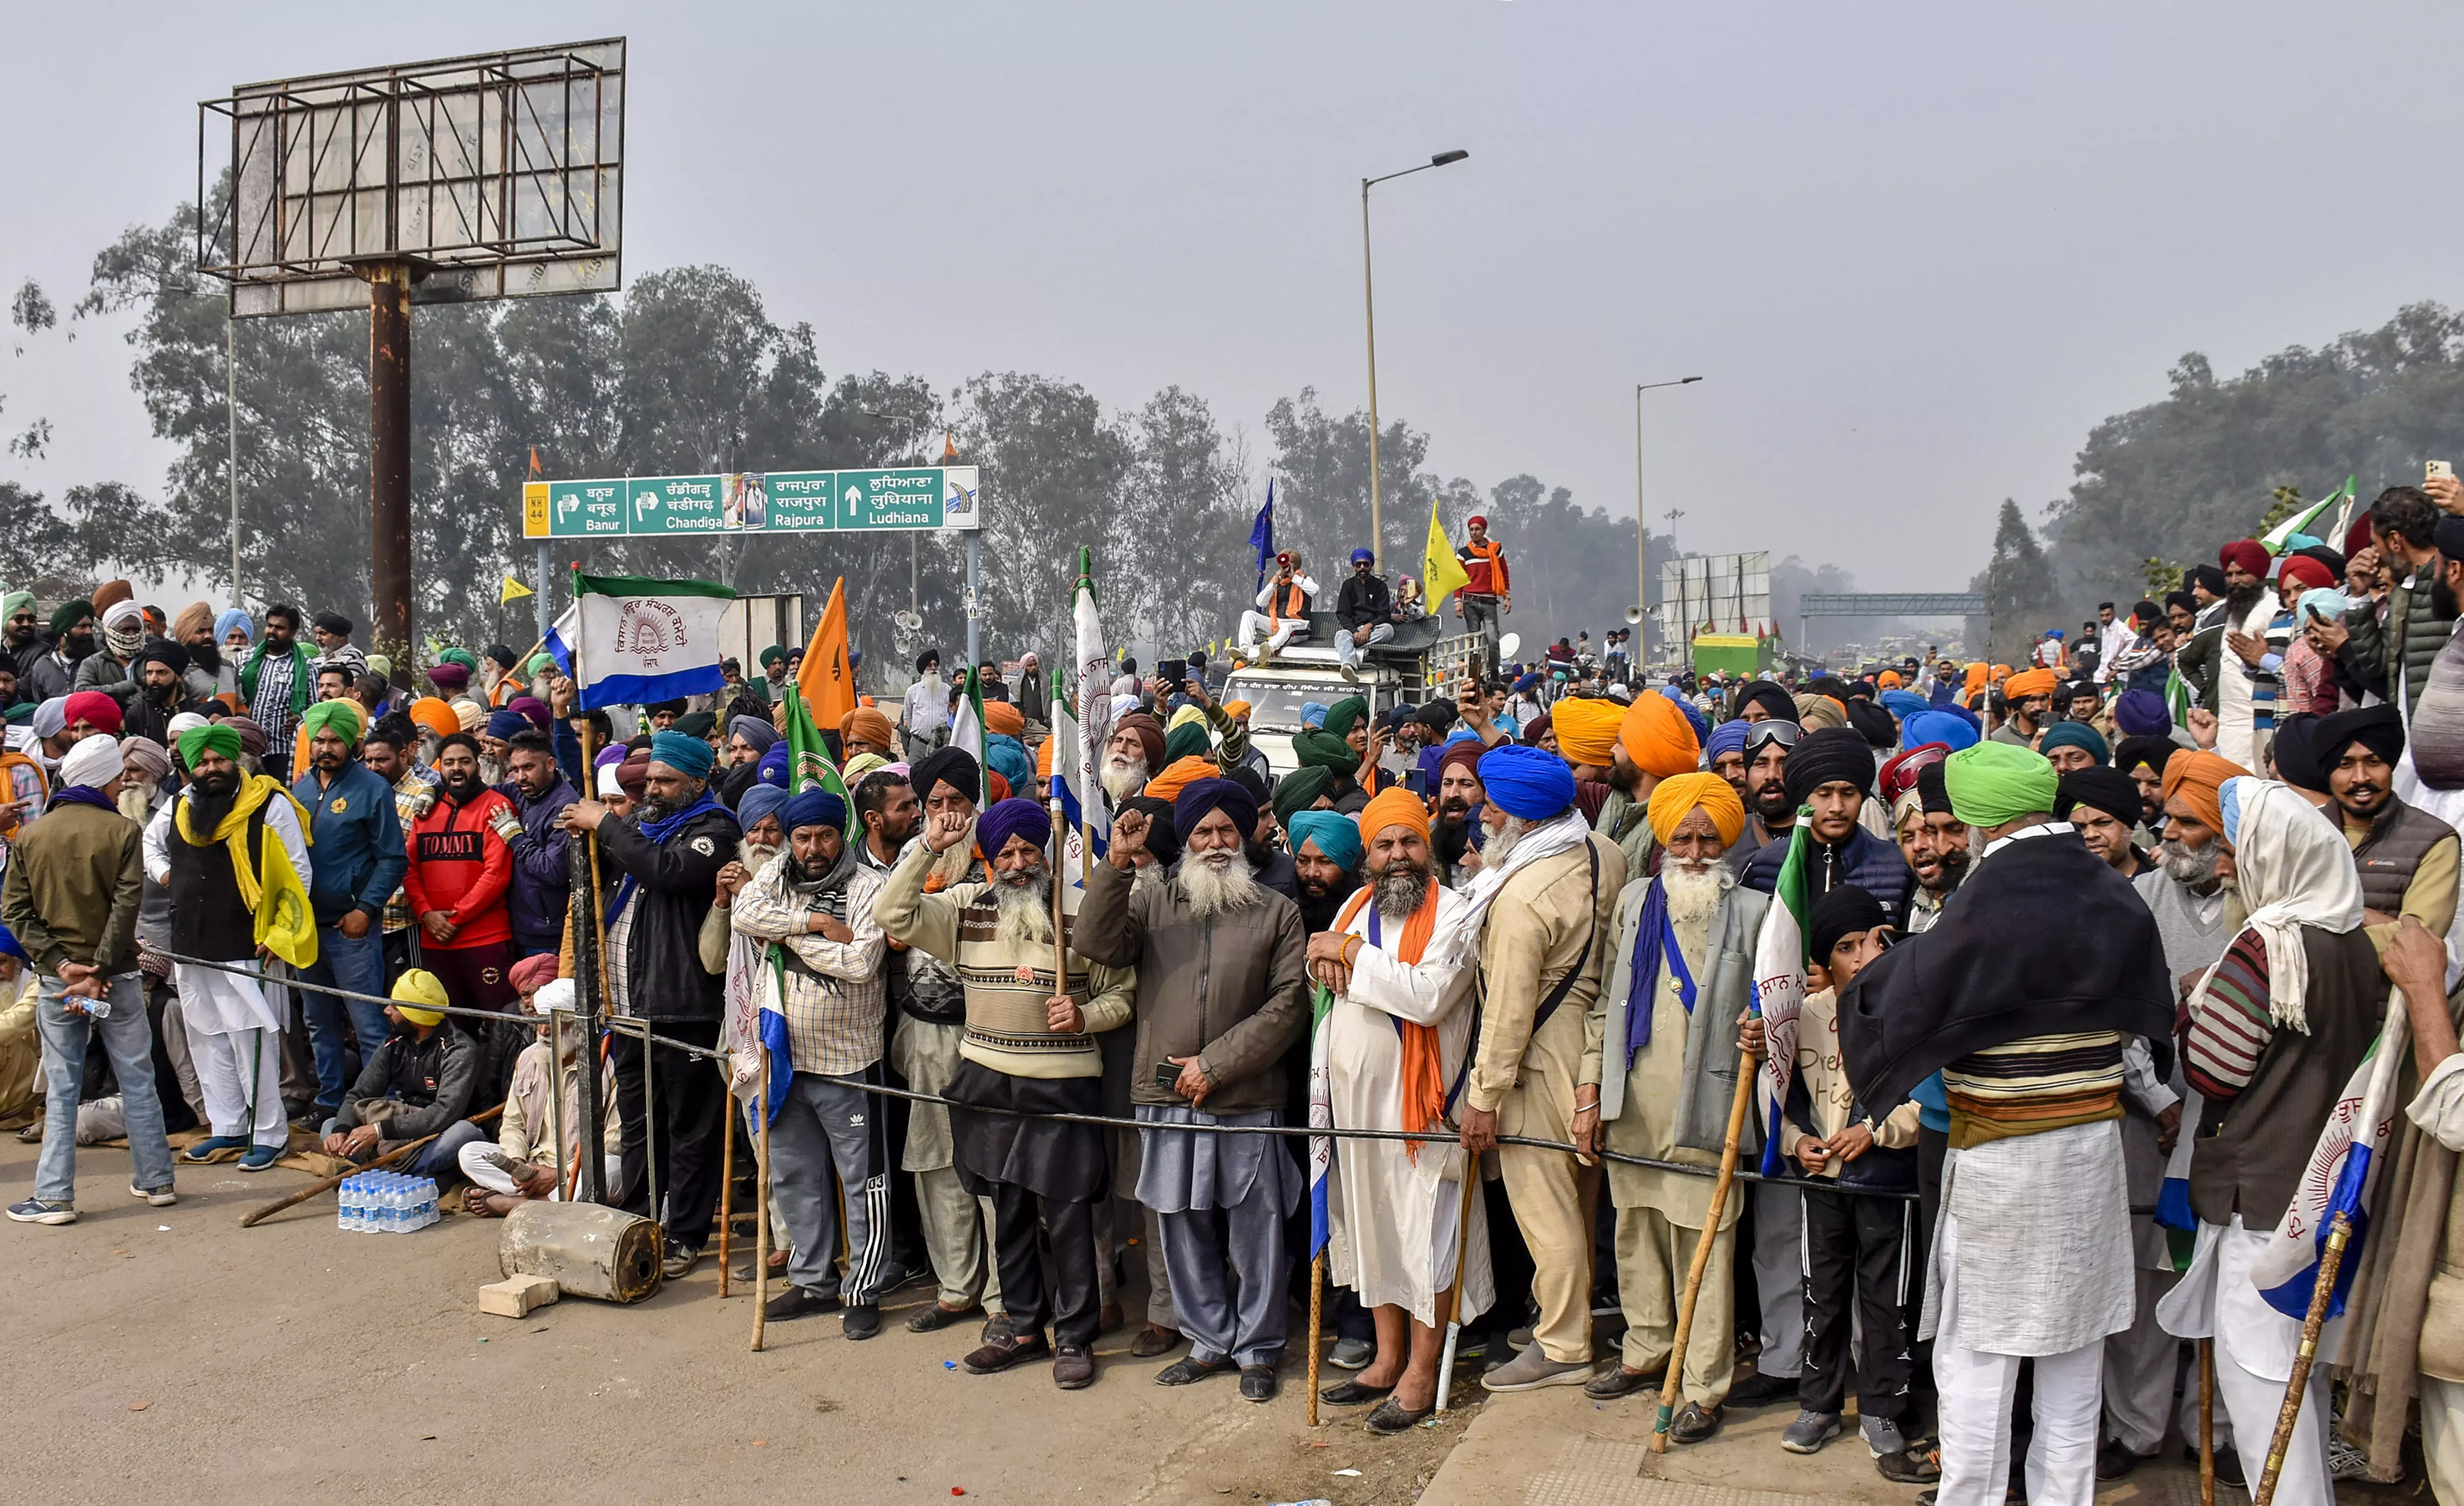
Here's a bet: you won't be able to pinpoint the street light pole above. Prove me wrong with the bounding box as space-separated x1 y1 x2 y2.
1362 149 1469 567
1634 376 1702 669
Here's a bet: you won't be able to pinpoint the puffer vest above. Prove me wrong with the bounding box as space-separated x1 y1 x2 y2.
2350 796 2456 918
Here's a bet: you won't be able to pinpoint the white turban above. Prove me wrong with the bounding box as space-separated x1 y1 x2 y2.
531 978 578 1015
166 711 211 742
58 734 124 791
29 697 67 741
100 599 143 631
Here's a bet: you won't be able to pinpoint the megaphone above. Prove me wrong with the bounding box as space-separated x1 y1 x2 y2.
1625 605 1644 624
1496 632 1521 661
893 610 925 634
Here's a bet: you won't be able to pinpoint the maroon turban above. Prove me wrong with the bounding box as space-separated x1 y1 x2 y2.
1114 711 1166 770
2219 540 2270 579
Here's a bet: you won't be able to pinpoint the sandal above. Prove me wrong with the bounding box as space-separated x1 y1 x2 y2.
463 1187 511 1217
1365 1397 1434 1435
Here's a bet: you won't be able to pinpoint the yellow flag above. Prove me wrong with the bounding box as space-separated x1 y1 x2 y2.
499 574 535 605
1422 496 1470 600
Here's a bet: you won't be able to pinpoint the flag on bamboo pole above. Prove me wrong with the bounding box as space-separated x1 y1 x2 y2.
778 681 849 804
1422 495 1470 602
1250 481 1276 589
542 570 736 711
795 577 857 730
1070 547 1111 854
1307 980 1336 1259
2248 992 2410 1320
950 665 987 773
1750 813 1813 1176
2261 476 2352 555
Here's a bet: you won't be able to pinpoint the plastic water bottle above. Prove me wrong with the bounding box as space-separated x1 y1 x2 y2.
377 1174 396 1234
351 1175 370 1233
387 1175 406 1233
337 1174 354 1232
422 1177 438 1229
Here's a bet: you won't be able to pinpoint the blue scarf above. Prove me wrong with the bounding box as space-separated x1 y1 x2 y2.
1622 875 1697 1068
604 791 738 925
49 787 117 814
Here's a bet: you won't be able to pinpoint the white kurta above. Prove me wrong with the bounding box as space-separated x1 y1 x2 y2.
1324 884 1494 1328
2213 595 2276 772
142 794 309 1036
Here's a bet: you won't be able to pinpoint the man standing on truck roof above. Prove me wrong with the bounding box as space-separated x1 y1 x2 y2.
1233 551 1319 668
1456 517 1510 680
1334 548 1397 687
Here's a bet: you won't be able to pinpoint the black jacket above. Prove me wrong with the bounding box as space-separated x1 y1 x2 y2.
595 804 736 1021
336 1025 477 1141
1336 573 1393 632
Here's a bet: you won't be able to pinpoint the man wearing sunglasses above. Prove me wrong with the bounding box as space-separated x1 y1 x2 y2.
1722 718 1801 879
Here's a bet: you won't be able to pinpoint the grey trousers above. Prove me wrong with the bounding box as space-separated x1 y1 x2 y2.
916 1164 1003 1314
1158 1179 1290 1368
1099 1126 1173 1325
767 1069 894 1305
1751 1180 1805 1380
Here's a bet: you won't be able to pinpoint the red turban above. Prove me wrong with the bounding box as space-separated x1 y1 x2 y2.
2279 555 2334 592
63 691 122 736
2219 540 2270 579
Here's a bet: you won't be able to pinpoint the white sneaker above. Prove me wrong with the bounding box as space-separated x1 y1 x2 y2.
130 1181 177 1208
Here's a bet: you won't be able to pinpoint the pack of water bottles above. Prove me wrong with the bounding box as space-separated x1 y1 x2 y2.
337 1171 439 1233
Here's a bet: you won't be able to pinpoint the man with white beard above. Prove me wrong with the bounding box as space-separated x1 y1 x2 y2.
1102 713 1165 810
1306 787 1490 1434
877 795 1135 1390
1586 774 1769 1439
1077 777 1309 1402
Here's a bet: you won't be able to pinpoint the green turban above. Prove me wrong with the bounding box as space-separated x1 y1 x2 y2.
300 698 365 749
1162 718 1211 766
436 647 480 672
48 600 91 637
1273 765 1339 822
1292 729 1361 776
1942 740 2059 829
364 654 393 680
2037 720 2110 766
1322 696 1369 741
177 723 244 769
0 591 31 623
759 645 787 670
528 653 556 677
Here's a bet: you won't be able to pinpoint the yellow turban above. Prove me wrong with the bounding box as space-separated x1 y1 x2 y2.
1552 697 1623 767
390 968 450 1027
451 696 486 732
1645 771 1746 848
1221 699 1252 720
1167 703 1208 733
2002 667 2058 700
1359 785 1431 845
1618 693 1701 779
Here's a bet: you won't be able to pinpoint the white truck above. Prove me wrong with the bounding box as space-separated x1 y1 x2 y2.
1221 611 1472 779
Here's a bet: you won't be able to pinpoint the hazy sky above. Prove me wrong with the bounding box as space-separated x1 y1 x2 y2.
6 3 2461 595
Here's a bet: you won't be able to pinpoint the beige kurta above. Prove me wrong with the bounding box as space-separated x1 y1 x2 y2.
1601 904 1737 1231
1324 885 1494 1328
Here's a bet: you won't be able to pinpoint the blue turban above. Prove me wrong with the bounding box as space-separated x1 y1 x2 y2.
1300 701 1330 730
1477 743 1576 820
215 608 255 645
1879 690 1930 722
2112 688 2171 738
757 740 791 788
780 787 846 833
1704 719 1750 767
1899 709 1978 753
976 796 1052 860
1657 682 1709 740
985 732 1033 795
648 729 716 781
1350 547 1375 565
485 709 530 741
730 715 780 755
1173 775 1260 843
1287 809 1363 873
737 781 791 833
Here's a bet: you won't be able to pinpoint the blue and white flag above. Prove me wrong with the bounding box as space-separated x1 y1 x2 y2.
1307 980 1335 1261
759 947 795 1127
1250 480 1276 588
544 570 737 711
1048 554 1105 914
2248 989 2411 1320
1070 547 1111 855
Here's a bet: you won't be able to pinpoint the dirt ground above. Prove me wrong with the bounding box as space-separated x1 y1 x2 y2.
5 1131 1479 1505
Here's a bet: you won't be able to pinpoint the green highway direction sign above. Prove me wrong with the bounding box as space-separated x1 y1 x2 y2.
524 466 981 539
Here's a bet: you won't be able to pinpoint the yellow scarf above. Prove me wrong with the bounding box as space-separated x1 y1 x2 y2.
176 773 319 968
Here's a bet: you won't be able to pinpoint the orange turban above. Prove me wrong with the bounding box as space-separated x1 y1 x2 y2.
1035 736 1054 780
1359 785 1432 845
1553 697 1623 767
985 700 1026 738
1877 671 1902 689
1618 692 1701 778
1221 699 1252 720
2002 668 2058 700
1964 662 1989 697
408 697 460 741
1989 664 2012 682
1645 771 1746 848
1142 755 1216 803
2160 749 2249 836
840 706 894 749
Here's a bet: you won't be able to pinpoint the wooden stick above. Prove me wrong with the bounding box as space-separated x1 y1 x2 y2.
751 1043 772 1352
238 1104 503 1228
1433 1155 1481 1414
718 1099 736 1299
1650 1049 1757 1453
2199 1338 2216 1506
1307 1251 1325 1428
2251 1211 2353 1506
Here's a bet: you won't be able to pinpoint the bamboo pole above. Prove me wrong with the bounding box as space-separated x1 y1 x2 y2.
239 1104 503 1227
718 1102 735 1299
1650 1048 1758 1453
751 1044 772 1352
1307 1252 1325 1428
1433 1156 1481 1414
2199 1339 2216 1506
2250 1212 2353 1506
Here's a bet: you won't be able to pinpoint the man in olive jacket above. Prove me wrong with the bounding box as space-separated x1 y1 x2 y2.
1076 776 1308 1402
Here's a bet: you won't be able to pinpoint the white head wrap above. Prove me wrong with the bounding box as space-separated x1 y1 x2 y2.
58 734 124 790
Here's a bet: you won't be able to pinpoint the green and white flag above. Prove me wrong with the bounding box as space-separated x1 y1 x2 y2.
778 682 850 804
2262 475 2354 555
1750 812 1814 1176
544 569 737 711
950 665 988 772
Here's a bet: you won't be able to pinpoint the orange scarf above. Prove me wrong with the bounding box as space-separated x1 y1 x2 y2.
1335 882 1446 1160
1266 579 1308 628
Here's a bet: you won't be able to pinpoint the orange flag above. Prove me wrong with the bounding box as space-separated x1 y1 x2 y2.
796 577 856 728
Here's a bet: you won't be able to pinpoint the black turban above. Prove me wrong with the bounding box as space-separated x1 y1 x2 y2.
1731 680 1799 726
1844 697 1897 750
134 637 188 676
2314 703 2404 773
1914 760 1954 816
312 610 354 637
1123 795 1181 866
2055 767 2143 828
2111 734 2177 779
910 746 983 807
917 648 941 674
2163 589 2197 617
1172 776 1259 845
1808 884 1890 964
2190 564 2227 598
1783 726 1877 808
2268 713 2330 793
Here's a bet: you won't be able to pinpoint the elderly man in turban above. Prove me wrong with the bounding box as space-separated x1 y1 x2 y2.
1077 777 1307 1401
728 787 899 1340
1442 744 1628 1393
1593 693 1703 875
1839 740 2174 1506
1103 710 1166 807
285 696 408 1124
1584 773 1770 1439
879 793 1135 1390
2207 539 2286 771
557 727 740 1281
457 965 621 1215
144 724 316 1174
2151 774 2383 1501
1302 787 1490 1432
